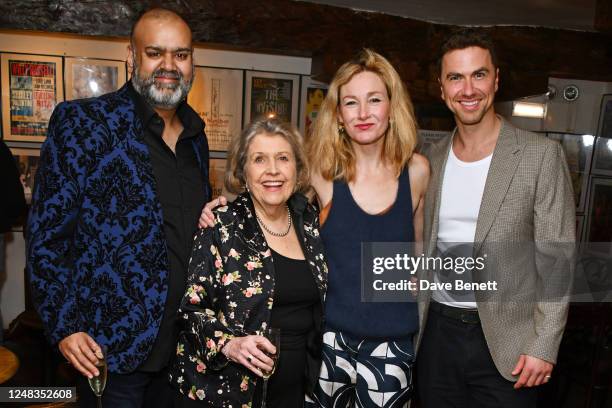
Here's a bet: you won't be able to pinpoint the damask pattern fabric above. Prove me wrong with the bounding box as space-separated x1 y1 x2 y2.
169 193 328 407
26 84 211 374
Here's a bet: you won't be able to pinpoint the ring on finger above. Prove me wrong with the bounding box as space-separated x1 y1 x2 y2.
246 354 253 363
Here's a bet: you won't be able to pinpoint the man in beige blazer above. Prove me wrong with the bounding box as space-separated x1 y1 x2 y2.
416 29 575 407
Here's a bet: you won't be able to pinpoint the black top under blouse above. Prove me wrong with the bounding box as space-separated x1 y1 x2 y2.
269 249 319 347
251 249 320 408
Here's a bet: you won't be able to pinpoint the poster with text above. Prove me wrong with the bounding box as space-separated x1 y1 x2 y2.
188 67 243 151
245 71 299 125
209 158 227 199
300 78 328 138
1 53 64 142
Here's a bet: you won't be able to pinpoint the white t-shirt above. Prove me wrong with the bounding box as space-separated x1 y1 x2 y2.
432 145 492 308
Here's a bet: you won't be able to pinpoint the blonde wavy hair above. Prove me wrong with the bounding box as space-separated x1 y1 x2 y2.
307 48 418 182
225 119 310 195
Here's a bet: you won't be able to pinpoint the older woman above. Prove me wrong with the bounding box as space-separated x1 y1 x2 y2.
306 49 429 407
169 119 328 408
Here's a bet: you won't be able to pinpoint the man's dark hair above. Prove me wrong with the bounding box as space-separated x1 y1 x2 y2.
437 28 498 76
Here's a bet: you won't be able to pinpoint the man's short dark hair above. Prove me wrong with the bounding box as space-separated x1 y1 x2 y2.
437 28 498 76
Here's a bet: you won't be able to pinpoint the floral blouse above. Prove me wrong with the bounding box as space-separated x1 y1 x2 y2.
169 193 328 406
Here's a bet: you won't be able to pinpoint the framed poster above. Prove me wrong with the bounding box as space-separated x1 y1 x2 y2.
592 95 612 176
10 147 40 205
1 53 64 142
299 78 328 138
546 133 595 212
209 158 227 200
188 67 243 151
584 177 612 255
245 71 299 125
64 57 126 100
417 129 452 156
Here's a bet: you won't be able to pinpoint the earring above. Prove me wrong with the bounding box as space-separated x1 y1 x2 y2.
338 123 345 135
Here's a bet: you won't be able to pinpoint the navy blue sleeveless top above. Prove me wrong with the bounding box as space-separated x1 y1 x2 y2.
321 167 418 339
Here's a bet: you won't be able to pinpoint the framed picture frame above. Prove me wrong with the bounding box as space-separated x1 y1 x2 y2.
596 94 612 139
1 53 64 142
64 57 126 100
299 77 328 138
9 146 41 205
245 71 299 125
592 95 612 176
546 133 595 212
592 136 612 177
188 66 243 152
209 158 227 200
584 177 612 255
417 129 452 156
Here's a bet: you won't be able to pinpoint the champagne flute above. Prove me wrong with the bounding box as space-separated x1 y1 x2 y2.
260 328 280 408
87 344 107 408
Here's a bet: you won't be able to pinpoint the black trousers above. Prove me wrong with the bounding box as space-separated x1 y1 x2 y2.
416 303 537 408
77 368 174 408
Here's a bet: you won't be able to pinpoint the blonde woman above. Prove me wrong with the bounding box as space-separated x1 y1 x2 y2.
306 49 429 407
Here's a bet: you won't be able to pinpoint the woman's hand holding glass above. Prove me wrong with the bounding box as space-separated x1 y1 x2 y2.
221 335 277 377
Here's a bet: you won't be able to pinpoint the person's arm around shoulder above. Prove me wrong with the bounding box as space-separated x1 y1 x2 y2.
409 152 430 250
310 169 333 209
198 185 238 228
27 102 104 378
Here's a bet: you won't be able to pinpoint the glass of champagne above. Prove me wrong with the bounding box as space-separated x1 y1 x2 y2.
88 344 107 408
260 328 280 408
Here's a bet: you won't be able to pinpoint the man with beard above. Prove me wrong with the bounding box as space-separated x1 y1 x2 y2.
416 29 574 407
27 8 210 407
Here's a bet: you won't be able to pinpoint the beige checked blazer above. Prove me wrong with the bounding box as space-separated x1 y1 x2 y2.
417 117 575 381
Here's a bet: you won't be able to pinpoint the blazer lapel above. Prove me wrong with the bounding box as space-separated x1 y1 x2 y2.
473 118 524 253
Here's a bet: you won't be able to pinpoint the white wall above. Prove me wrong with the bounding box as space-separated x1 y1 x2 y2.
0 30 311 74
0 30 311 329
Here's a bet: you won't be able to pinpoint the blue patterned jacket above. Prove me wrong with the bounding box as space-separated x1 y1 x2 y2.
27 83 210 373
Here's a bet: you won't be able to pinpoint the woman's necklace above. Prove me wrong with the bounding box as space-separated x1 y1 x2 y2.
256 205 292 237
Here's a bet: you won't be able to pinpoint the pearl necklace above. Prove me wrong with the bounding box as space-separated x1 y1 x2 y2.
256 205 292 237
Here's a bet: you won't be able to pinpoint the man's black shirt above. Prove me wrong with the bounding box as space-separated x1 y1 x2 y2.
127 82 208 371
